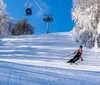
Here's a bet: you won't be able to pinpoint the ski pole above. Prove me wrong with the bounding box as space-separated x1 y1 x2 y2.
62 53 73 59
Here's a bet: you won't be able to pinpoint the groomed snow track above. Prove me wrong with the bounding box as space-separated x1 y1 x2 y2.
0 32 100 85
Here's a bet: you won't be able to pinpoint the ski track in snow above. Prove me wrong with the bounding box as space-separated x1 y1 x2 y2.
0 32 100 85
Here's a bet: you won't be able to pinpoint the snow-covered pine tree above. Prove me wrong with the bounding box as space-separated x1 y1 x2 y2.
0 0 11 36
72 0 100 48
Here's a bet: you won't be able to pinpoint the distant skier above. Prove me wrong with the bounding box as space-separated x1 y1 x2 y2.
67 45 83 64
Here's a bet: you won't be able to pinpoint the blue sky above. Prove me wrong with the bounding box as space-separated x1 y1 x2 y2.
4 0 74 34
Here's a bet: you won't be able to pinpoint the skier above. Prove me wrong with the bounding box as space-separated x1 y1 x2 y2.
67 45 83 64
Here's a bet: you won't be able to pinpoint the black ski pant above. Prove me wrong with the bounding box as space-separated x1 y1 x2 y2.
68 55 80 63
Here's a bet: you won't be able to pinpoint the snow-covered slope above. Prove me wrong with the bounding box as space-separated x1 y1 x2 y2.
0 32 100 85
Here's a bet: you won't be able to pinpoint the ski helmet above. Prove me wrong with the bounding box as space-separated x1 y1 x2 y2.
80 45 83 49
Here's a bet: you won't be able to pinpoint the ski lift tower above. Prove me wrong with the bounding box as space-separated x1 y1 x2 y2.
43 14 53 34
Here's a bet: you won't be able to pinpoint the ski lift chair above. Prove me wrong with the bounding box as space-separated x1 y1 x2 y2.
26 8 32 16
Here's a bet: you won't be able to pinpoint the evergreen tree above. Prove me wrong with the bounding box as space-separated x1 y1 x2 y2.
0 0 11 36
72 0 100 48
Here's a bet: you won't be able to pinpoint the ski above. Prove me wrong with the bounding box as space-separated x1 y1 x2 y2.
66 62 78 65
